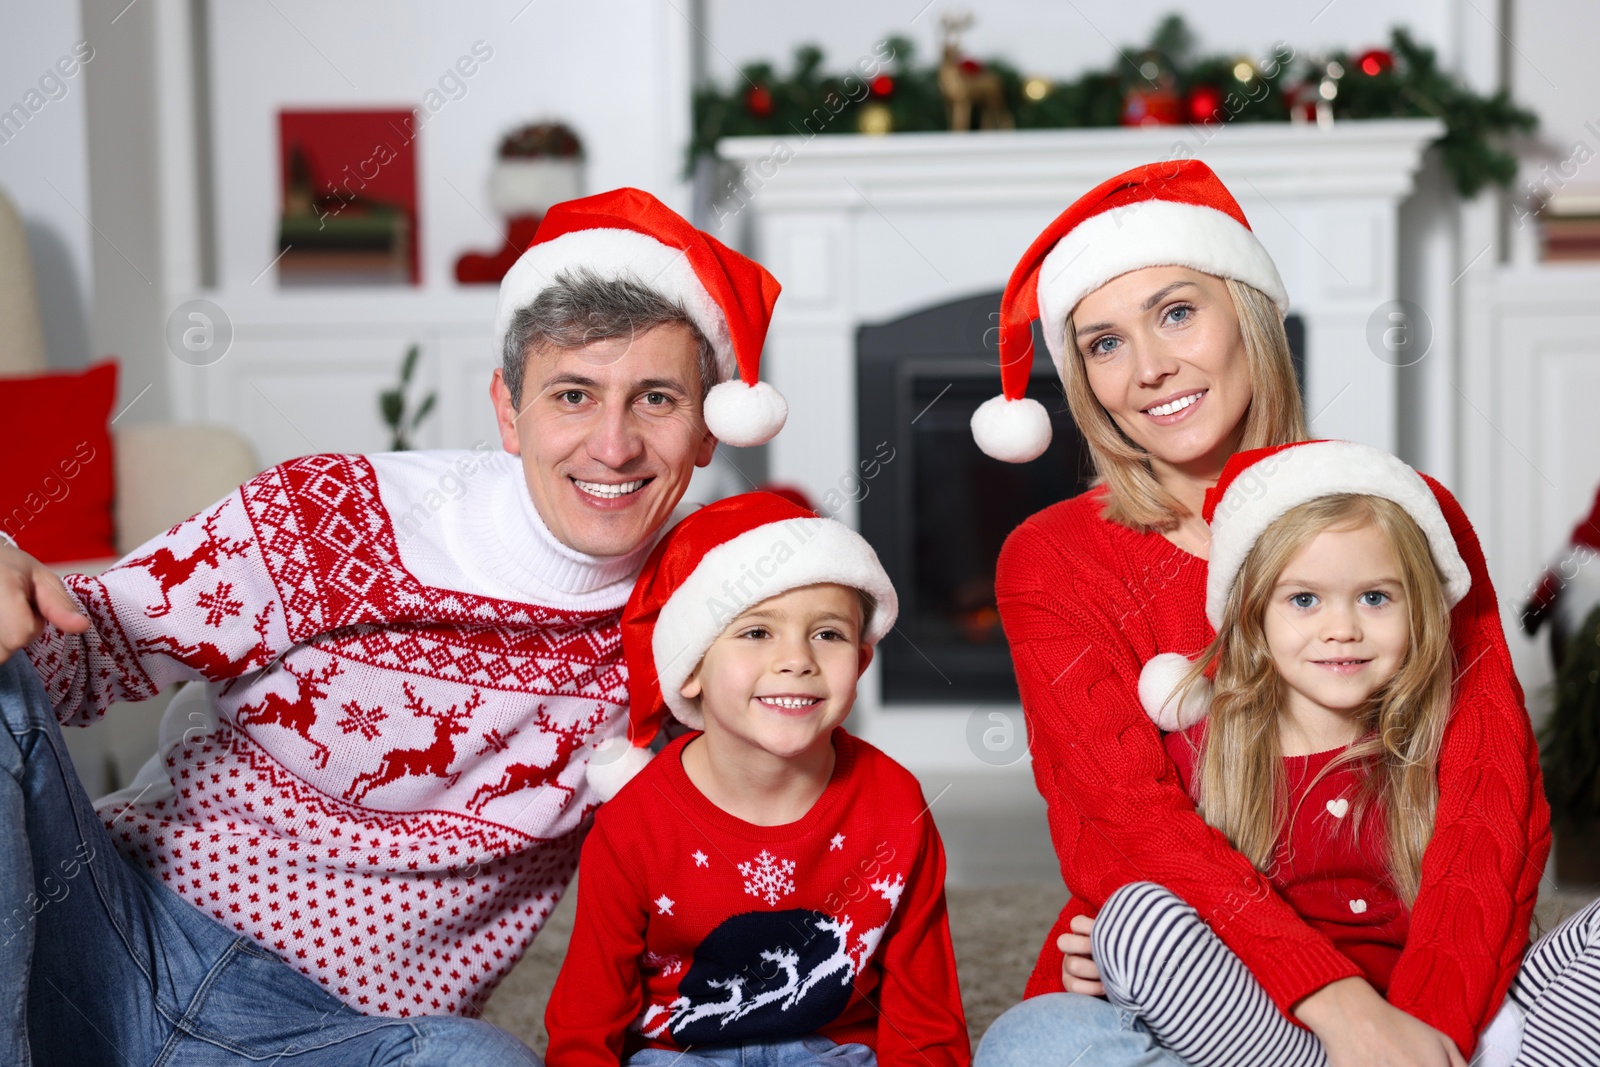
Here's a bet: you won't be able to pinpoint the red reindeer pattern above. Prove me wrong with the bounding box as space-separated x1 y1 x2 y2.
136 603 276 685
234 657 340 769
127 512 252 618
467 704 610 816
345 684 484 804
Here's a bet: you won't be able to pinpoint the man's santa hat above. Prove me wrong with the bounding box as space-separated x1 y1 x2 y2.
586 492 898 801
971 159 1289 464
1138 440 1472 731
494 187 787 447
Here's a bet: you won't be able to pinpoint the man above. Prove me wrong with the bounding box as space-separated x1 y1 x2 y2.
0 188 784 1065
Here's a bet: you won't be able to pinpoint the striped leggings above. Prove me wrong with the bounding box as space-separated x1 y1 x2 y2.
1092 882 1600 1067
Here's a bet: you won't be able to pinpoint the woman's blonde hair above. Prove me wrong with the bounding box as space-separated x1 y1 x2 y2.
1177 494 1455 905
1060 277 1307 532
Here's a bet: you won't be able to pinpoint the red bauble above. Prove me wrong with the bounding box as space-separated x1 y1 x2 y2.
1185 84 1224 124
745 84 774 118
1122 86 1183 126
959 58 984 75
870 74 894 97
1356 49 1394 76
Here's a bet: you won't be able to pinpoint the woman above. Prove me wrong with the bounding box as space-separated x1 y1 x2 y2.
969 160 1549 1067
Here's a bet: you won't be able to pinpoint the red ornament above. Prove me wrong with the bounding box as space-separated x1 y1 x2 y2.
959 58 984 75
1122 86 1183 127
745 84 774 118
1185 84 1224 124
1355 48 1394 76
870 74 894 97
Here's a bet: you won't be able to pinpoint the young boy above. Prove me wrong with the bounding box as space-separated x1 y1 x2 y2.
545 492 970 1066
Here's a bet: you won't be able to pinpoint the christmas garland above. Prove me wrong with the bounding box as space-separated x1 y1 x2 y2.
691 16 1536 197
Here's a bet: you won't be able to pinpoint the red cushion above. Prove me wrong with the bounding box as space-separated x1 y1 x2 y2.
0 360 119 563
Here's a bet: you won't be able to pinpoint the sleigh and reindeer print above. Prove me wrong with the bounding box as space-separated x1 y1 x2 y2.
545 730 971 1066
26 450 657 1017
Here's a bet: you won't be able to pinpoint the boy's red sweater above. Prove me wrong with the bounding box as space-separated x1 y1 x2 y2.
545 729 970 1066
995 480 1550 1056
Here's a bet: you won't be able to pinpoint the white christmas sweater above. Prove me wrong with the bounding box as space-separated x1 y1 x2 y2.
27 448 656 1017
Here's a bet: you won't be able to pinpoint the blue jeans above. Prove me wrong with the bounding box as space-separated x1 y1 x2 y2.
0 656 543 1066
626 1035 877 1065
974 992 1188 1067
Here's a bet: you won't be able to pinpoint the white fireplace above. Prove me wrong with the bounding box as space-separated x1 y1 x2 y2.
710 119 1443 773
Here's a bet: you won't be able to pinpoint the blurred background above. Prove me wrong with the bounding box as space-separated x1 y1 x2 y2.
3 0 1599 910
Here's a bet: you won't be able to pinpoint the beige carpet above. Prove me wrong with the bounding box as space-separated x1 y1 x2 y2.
480 881 1598 1055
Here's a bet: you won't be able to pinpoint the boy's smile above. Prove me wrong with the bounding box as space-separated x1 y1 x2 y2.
680 583 873 765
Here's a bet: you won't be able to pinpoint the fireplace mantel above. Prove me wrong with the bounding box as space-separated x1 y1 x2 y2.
711 119 1443 772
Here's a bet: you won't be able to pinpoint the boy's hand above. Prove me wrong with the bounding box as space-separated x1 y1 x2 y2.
0 544 87 663
1057 913 1103 995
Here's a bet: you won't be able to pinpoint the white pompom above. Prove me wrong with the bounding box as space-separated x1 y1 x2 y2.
1137 652 1211 732
704 379 788 447
970 394 1053 463
586 735 655 802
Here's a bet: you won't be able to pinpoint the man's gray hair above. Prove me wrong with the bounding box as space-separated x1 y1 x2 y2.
501 268 721 408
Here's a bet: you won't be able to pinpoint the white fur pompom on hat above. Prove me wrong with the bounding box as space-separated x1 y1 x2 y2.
586 734 657 803
971 394 1053 464
1138 652 1211 732
704 379 788 448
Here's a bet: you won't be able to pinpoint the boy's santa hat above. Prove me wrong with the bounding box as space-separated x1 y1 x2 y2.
971 159 1289 464
494 187 787 447
1138 440 1472 731
586 492 899 801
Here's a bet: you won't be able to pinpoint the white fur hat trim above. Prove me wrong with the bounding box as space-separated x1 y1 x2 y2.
1138 652 1212 732
1036 199 1289 374
493 227 736 382
653 517 899 729
1205 441 1472 630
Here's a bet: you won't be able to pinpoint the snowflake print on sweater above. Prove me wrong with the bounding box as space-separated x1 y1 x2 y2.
27 449 660 1017
739 849 797 906
545 729 971 1066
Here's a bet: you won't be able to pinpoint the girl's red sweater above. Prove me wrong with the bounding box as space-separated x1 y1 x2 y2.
994 480 1550 1056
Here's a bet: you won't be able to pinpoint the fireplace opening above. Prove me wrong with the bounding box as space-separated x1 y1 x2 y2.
857 290 1304 705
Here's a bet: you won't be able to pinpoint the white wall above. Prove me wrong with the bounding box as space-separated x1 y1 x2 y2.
705 0 1456 88
206 0 693 298
0 1 95 370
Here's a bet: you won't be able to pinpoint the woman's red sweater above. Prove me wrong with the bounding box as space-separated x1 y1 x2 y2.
994 480 1550 1056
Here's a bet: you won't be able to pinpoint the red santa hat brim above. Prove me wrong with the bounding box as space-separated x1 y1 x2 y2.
1203 440 1471 630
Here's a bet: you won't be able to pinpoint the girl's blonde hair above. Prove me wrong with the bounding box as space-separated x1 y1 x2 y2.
1179 494 1455 905
1060 277 1307 533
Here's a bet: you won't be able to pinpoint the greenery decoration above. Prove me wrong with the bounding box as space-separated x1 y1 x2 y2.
1542 604 1600 826
690 15 1536 197
379 343 437 452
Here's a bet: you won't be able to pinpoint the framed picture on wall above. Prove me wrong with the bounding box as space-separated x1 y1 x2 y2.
277 109 420 286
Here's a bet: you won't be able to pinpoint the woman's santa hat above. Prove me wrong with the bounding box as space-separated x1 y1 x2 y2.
971 159 1289 464
494 187 787 447
1138 440 1472 731
586 491 899 801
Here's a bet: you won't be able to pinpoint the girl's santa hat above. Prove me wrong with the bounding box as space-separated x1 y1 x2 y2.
971 159 1289 464
1138 440 1472 731
494 187 787 447
586 492 899 801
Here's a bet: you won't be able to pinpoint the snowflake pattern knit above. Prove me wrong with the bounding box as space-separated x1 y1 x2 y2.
26 449 656 1017
544 729 970 1066
994 482 1550 1056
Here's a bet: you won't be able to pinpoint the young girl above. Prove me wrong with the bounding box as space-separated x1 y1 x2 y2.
1107 440 1600 1067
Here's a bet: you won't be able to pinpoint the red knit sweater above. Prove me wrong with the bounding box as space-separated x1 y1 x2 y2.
994 481 1550 1056
545 729 969 1066
1165 728 1409 994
